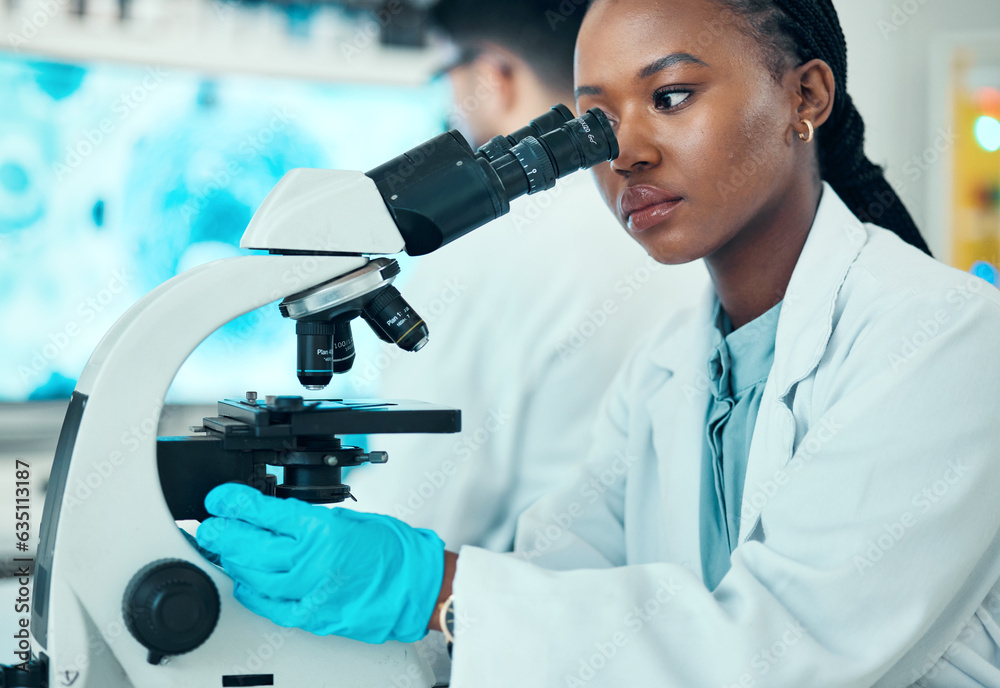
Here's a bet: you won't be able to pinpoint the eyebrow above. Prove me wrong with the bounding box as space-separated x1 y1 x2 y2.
639 52 709 79
575 52 710 99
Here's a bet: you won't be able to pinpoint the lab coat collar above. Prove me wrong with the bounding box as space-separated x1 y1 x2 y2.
642 182 869 566
737 182 869 541
647 181 868 389
769 182 868 399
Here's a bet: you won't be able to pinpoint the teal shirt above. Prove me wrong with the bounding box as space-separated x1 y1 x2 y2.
700 299 782 591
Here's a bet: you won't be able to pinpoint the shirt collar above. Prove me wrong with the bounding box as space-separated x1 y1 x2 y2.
708 299 783 397
647 182 869 389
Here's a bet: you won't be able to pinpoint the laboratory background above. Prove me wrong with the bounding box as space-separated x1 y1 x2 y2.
1 0 999 680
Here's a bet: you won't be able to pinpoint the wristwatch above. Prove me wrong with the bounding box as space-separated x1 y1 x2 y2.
438 594 456 655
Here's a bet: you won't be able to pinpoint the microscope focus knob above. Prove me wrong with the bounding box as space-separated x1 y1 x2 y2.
123 559 221 665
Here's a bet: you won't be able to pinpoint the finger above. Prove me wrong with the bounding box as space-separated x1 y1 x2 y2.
196 519 299 572
223 560 316 600
204 483 317 536
232 583 320 632
234 583 349 637
180 527 223 567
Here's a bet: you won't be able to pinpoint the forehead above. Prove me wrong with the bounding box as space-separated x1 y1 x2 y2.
576 0 749 85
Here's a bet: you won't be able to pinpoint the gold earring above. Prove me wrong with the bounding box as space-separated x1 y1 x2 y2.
798 119 814 143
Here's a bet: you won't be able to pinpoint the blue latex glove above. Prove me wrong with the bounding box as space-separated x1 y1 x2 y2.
195 483 445 644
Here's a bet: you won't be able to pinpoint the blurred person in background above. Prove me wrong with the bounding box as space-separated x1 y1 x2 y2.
341 0 707 551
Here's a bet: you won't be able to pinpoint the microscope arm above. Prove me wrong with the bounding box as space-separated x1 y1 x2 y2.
31 254 439 688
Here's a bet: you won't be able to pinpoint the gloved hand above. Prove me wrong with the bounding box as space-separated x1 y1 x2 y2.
195 482 445 644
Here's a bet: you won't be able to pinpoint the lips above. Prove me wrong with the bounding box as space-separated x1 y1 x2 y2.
619 185 683 233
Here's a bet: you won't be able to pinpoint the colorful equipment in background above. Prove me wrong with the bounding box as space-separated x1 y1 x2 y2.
951 49 1000 287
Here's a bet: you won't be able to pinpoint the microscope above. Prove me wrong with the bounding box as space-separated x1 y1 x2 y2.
0 105 618 688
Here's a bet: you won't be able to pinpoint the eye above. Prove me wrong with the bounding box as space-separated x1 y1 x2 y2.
653 88 692 111
594 110 619 130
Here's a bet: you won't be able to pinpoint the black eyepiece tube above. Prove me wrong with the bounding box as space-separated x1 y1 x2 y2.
487 108 618 197
475 104 574 162
366 105 618 256
503 103 574 146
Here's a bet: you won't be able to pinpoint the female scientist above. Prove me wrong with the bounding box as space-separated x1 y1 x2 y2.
196 0 1000 685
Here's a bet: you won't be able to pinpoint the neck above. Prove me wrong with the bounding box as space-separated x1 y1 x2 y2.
705 180 823 330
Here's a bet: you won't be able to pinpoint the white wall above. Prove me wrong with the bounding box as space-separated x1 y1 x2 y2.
837 0 1000 259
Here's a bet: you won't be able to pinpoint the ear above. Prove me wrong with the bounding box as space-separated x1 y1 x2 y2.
790 58 836 138
470 44 518 116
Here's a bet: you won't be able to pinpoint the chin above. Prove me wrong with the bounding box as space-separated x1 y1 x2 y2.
629 224 711 266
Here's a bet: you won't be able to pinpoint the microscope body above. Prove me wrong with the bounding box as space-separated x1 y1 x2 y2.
7 107 618 688
26 176 434 688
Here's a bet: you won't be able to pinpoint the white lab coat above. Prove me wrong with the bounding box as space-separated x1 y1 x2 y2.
450 182 1000 688
343 172 708 551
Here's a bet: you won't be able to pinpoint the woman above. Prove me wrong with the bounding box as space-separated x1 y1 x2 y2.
197 0 1000 685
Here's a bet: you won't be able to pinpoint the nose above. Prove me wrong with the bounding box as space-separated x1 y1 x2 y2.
610 117 661 177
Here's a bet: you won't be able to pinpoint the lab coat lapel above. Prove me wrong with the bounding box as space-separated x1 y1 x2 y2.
644 284 717 579
737 182 870 543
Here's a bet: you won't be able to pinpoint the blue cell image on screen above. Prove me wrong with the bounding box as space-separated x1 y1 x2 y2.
0 51 450 402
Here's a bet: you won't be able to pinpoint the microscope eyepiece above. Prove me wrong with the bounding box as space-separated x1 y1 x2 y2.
366 105 619 256
475 104 575 162
504 103 575 147
489 108 619 198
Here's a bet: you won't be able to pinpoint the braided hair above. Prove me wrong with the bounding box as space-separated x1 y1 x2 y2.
588 0 932 255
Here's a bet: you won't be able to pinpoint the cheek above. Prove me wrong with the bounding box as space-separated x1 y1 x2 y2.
717 95 788 199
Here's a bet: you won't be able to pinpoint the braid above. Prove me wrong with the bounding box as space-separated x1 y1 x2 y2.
715 0 932 255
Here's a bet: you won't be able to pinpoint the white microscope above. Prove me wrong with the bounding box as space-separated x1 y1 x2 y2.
1 105 618 688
